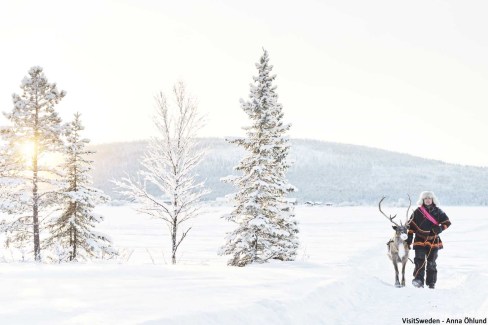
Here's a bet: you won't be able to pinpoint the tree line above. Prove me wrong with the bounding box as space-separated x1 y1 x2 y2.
0 49 299 266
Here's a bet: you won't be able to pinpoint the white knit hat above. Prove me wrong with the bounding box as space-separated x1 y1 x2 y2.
416 191 440 206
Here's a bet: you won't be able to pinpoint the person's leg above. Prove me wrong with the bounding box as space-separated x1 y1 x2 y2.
413 248 426 287
426 250 438 289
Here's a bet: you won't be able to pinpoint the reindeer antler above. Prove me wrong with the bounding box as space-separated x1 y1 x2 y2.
405 194 412 226
379 196 400 227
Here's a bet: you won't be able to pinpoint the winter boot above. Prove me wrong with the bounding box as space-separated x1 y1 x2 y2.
412 278 424 288
426 260 437 289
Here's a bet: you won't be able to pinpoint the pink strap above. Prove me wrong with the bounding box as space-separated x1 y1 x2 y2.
419 206 439 225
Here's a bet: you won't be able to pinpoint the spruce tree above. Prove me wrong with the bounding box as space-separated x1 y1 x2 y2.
0 127 20 189
0 128 22 239
219 49 299 266
1 66 65 261
44 113 115 261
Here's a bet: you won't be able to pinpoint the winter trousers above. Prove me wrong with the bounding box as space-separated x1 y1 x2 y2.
413 248 438 286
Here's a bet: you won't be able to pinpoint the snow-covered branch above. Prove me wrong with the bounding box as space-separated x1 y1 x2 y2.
114 81 209 264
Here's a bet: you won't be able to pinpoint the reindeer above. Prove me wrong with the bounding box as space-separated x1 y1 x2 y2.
379 196 411 287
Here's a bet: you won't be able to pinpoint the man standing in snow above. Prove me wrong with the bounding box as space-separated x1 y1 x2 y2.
407 191 451 289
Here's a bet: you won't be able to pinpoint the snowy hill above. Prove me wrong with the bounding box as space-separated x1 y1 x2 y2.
90 138 488 205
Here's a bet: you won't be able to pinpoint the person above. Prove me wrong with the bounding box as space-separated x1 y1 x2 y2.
406 191 451 289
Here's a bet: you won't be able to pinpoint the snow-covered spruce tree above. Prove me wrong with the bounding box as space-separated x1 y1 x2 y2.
0 127 23 238
0 128 12 176
1 66 66 261
219 49 299 267
0 127 18 185
43 113 116 262
114 81 209 264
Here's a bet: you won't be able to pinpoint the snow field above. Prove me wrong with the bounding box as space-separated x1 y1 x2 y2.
0 205 487 324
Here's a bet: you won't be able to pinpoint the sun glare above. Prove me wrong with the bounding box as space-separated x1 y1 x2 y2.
20 141 36 162
18 141 63 167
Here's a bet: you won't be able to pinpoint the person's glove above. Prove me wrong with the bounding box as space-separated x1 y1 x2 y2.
431 225 443 235
406 239 412 246
406 233 413 246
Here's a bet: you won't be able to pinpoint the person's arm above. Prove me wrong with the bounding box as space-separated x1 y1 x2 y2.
432 209 451 234
438 210 451 232
406 211 416 248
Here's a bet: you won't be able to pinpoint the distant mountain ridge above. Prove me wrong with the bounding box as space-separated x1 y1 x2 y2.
90 138 488 205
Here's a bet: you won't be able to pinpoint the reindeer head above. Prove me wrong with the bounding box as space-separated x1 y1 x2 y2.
379 196 411 240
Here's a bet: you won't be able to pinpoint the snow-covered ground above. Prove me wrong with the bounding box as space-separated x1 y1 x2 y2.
1 205 487 324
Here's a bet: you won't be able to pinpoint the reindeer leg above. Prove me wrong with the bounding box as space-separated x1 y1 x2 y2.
392 259 401 287
401 259 407 287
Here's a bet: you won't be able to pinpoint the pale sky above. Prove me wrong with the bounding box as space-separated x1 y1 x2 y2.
1 0 488 167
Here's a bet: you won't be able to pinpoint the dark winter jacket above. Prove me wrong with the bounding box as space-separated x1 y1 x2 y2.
407 205 451 250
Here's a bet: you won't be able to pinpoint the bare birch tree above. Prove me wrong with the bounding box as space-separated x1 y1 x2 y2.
114 81 209 264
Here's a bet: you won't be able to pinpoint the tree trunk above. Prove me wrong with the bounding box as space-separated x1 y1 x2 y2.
171 222 177 264
32 135 41 262
32 93 41 262
69 225 73 261
73 228 77 261
32 177 40 261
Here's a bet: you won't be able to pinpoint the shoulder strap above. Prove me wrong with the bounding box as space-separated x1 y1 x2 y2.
419 206 439 225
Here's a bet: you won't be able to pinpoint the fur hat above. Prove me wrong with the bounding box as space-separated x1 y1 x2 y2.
416 191 440 206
